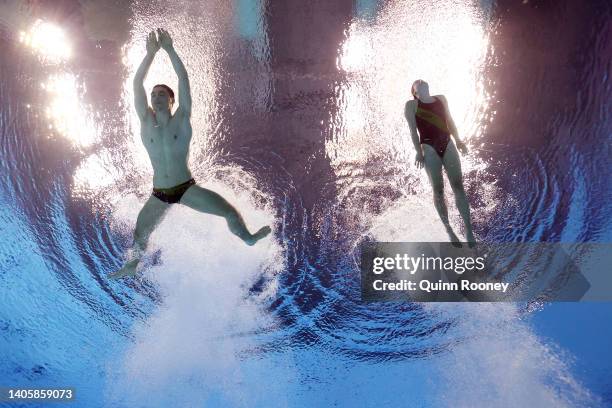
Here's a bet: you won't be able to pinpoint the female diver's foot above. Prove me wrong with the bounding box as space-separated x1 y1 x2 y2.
466 231 476 248
109 258 140 279
446 228 463 248
245 226 272 246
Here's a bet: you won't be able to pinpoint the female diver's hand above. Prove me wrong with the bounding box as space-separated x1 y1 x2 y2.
456 140 469 155
414 151 425 169
145 30 160 55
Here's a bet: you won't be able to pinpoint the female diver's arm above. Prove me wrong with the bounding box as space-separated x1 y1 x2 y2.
404 100 421 153
438 95 468 153
405 100 425 167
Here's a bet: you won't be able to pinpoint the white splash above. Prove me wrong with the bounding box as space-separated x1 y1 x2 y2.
105 179 293 407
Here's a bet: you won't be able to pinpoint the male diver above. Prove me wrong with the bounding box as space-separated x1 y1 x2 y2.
404 79 475 247
110 29 271 278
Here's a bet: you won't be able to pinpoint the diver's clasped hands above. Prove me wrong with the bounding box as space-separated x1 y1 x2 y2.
145 31 159 55
145 28 174 56
157 28 173 51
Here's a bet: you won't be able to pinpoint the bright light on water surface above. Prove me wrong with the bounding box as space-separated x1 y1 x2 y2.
19 19 72 63
42 73 98 149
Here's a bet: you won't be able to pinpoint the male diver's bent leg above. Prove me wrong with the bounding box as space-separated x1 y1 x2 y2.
109 195 170 278
179 184 270 245
134 195 171 252
423 144 461 246
442 140 475 245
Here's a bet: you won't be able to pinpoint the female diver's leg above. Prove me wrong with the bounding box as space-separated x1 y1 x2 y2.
442 140 475 246
179 184 271 245
422 144 461 246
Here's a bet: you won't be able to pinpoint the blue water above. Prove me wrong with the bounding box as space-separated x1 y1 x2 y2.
1 0 611 407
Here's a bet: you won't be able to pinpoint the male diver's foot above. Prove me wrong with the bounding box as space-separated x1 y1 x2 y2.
109 258 140 279
245 226 272 246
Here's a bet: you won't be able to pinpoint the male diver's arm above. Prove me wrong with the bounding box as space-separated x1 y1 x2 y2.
134 31 159 121
158 28 192 117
